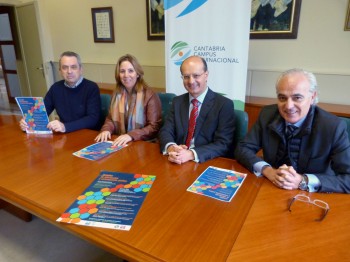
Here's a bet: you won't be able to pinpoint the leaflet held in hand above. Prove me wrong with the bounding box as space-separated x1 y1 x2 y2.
15 97 52 134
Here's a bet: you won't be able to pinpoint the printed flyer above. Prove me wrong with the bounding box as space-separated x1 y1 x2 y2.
57 171 156 231
73 141 127 161
187 166 246 202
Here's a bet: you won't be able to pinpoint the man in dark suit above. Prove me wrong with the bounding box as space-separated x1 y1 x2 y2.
235 68 350 193
159 56 235 164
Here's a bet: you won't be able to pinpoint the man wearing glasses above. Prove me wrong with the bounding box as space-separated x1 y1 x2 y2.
159 55 235 164
19 51 101 133
235 68 350 193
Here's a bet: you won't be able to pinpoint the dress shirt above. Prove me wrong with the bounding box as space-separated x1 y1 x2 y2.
164 88 208 162
64 76 83 88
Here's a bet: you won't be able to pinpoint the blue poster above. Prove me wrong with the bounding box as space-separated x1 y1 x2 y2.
57 171 156 231
15 97 52 134
73 141 127 161
187 166 247 202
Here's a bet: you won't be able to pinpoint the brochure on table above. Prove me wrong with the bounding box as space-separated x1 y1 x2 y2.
187 166 247 202
15 97 52 134
57 171 156 231
73 141 127 161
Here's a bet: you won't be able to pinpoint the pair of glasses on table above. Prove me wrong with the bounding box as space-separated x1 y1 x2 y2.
288 194 330 221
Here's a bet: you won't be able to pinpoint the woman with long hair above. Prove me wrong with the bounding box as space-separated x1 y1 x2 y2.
95 54 162 146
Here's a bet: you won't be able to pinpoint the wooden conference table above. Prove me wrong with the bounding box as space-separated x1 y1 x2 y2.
1 114 350 261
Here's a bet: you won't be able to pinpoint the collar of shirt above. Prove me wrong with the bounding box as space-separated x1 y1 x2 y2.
64 77 83 88
188 87 208 105
285 115 307 128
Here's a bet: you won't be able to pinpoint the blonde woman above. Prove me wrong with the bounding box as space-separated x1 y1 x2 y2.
95 54 162 146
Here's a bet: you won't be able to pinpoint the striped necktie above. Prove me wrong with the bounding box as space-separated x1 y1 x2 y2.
286 125 297 140
185 99 199 148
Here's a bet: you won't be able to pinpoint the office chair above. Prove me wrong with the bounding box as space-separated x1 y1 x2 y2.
233 109 248 150
99 93 111 129
157 93 176 126
339 116 350 141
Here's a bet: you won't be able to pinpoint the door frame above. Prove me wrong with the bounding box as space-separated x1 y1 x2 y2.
0 5 21 103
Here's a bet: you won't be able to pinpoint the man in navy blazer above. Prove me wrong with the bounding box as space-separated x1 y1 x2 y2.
235 68 350 193
159 56 235 164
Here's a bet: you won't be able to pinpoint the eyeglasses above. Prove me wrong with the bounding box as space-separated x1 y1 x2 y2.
181 72 206 81
288 194 329 221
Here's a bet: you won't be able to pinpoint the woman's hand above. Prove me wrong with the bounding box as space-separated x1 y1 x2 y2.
112 134 133 146
95 131 111 142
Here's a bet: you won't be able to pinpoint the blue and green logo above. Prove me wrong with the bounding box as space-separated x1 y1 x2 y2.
164 0 208 18
170 41 191 66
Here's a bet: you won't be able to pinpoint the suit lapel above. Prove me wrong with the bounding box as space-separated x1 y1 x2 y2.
194 89 215 138
180 96 190 143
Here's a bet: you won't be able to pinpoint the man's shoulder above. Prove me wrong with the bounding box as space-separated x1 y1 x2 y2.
261 104 279 115
204 88 232 104
258 104 281 124
314 106 342 124
262 103 278 110
172 93 188 103
50 79 65 88
80 78 99 89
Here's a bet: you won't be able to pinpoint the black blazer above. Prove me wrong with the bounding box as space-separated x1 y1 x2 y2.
159 88 235 163
235 104 350 193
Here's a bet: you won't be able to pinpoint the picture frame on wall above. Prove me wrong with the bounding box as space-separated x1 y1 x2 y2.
250 0 302 39
91 7 115 43
344 0 350 31
146 0 165 40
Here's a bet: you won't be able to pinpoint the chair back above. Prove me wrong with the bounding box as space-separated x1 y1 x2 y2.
158 93 176 125
99 93 111 129
233 109 248 150
339 116 350 141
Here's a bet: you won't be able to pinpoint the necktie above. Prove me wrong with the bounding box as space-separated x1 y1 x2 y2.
185 99 199 148
285 125 297 140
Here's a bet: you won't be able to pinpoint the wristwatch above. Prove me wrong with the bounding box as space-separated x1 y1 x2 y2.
298 175 309 191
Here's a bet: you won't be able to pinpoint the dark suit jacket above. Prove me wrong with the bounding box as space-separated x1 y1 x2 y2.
235 104 350 193
159 88 235 163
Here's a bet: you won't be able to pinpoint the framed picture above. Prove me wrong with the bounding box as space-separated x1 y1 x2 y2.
250 0 302 39
91 7 115 43
146 0 165 40
345 0 350 31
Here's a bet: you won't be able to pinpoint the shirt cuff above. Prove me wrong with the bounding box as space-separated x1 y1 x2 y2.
305 174 321 192
190 149 199 163
163 142 176 155
253 161 270 177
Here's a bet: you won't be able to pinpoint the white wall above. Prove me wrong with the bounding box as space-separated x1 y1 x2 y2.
7 0 350 105
247 0 350 105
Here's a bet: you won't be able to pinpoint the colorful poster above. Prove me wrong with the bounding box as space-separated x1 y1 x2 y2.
187 166 246 202
57 171 156 231
73 141 127 161
15 97 52 134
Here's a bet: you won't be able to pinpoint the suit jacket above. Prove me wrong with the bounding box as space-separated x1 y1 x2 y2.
159 88 235 163
235 104 350 193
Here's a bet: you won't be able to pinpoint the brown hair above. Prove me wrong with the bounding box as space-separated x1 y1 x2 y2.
115 54 148 93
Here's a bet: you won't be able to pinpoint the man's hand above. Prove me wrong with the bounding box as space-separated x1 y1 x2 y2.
262 164 303 190
47 120 66 133
19 118 28 131
167 144 194 164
